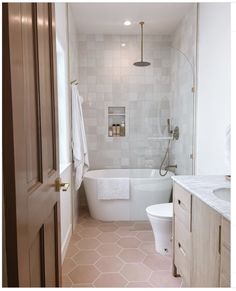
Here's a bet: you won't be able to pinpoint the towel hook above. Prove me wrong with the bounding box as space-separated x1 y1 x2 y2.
70 79 78 85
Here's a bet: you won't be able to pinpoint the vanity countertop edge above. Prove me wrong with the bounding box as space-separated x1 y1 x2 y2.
172 175 230 221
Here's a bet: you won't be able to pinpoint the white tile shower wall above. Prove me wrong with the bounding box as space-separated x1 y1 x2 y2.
77 34 173 169
170 4 197 175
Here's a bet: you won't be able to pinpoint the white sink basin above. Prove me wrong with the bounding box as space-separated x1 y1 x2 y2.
213 188 231 202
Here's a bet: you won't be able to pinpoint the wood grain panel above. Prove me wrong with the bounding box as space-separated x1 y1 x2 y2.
174 206 192 286
221 217 230 249
21 4 42 190
220 217 230 287
37 3 56 176
29 230 43 287
4 3 31 286
44 207 56 286
192 196 221 287
173 183 192 231
3 3 61 287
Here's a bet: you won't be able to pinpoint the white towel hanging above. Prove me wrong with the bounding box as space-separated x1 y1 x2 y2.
71 84 89 190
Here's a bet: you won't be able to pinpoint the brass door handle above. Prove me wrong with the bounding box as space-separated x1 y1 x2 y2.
54 178 70 192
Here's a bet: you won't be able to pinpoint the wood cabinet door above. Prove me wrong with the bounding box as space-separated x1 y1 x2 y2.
191 196 221 287
3 3 61 287
220 217 230 287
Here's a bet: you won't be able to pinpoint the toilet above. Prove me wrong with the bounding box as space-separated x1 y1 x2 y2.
146 203 173 255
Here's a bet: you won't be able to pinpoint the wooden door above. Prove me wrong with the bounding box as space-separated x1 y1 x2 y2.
191 196 221 287
3 3 61 287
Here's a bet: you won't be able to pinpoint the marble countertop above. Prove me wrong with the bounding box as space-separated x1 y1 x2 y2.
172 175 231 221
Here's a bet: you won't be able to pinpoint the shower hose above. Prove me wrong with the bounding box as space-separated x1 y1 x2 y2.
159 139 171 177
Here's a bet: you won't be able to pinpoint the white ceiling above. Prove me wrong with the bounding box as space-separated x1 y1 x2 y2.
69 3 194 35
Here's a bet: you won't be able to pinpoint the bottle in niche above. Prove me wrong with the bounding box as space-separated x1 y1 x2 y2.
120 121 125 136
112 124 116 136
108 126 113 137
116 124 121 136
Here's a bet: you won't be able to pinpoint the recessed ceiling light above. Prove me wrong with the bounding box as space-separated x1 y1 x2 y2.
123 20 131 26
121 43 126 47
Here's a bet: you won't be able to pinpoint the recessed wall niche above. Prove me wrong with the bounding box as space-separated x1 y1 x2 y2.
107 106 126 137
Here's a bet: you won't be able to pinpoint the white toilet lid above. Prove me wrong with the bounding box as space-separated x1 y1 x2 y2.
146 203 173 218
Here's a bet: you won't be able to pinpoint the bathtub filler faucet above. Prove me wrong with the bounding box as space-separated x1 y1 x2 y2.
165 164 177 170
167 119 179 140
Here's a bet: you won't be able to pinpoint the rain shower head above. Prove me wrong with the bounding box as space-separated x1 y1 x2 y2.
133 21 151 67
133 61 151 66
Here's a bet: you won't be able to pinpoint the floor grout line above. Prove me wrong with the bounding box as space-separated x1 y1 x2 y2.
62 209 182 288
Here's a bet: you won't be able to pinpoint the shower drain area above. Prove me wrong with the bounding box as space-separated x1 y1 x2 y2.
62 207 183 288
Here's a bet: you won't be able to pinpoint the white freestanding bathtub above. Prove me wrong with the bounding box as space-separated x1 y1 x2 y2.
83 169 174 221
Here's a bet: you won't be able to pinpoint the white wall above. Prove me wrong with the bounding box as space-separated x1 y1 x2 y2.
55 3 73 262
196 3 231 175
231 3 236 287
67 5 80 229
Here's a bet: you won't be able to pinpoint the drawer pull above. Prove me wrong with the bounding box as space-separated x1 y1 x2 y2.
178 199 181 205
219 225 221 254
178 242 186 256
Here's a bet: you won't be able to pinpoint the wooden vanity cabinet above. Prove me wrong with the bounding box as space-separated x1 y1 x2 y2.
191 196 221 287
173 183 192 286
173 182 231 288
220 217 231 287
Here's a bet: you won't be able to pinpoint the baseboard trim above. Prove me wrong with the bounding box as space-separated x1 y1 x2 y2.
61 224 72 263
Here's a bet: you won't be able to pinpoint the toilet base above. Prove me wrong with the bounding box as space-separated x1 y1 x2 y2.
154 235 172 256
148 215 173 256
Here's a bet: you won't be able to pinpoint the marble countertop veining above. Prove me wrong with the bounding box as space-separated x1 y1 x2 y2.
172 175 231 221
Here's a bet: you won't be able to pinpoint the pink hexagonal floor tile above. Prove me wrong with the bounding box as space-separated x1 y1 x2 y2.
62 281 73 287
149 270 182 287
98 223 118 232
149 271 182 288
62 274 72 287
115 226 138 237
68 265 100 284
79 227 101 238
118 248 145 263
140 241 156 255
76 238 100 250
97 232 120 243
126 282 153 287
97 243 121 256
72 283 93 287
94 273 127 287
62 258 76 274
95 256 124 272
81 219 101 228
74 223 84 232
65 245 79 258
143 254 171 271
115 221 135 227
69 233 82 245
73 250 100 264
133 222 152 231
121 263 151 281
117 237 141 248
136 231 154 242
